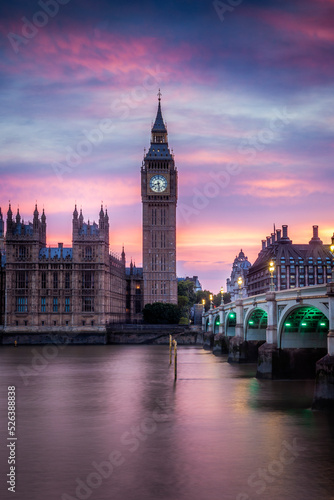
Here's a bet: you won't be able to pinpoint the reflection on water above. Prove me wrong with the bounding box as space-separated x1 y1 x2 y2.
0 345 334 500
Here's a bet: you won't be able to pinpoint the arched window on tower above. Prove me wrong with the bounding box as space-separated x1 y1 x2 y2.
85 246 92 261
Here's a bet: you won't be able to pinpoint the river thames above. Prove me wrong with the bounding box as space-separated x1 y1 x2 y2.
0 345 334 500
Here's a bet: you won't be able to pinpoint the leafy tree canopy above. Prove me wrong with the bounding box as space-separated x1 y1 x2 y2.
142 302 181 324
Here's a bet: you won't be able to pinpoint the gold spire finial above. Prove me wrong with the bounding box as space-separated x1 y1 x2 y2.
157 89 162 102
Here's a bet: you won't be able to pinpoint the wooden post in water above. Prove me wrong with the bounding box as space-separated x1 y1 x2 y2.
169 335 172 365
175 340 177 380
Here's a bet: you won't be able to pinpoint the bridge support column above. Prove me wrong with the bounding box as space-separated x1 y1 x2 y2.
212 308 225 356
218 309 224 335
257 292 278 379
203 311 213 350
228 299 246 362
208 311 213 333
313 284 334 409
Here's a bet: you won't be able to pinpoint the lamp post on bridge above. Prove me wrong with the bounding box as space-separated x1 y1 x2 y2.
269 261 275 292
237 277 243 298
220 286 224 306
202 299 205 313
330 234 334 283
209 294 213 310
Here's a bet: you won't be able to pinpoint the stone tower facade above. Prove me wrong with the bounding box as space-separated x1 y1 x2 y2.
141 93 178 305
3 204 126 331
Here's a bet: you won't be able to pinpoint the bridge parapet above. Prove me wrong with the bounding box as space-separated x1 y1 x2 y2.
202 284 331 353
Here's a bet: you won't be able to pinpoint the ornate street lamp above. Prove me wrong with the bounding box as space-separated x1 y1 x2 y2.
330 234 334 282
220 286 224 306
269 260 275 291
202 298 205 313
237 277 243 298
209 294 213 309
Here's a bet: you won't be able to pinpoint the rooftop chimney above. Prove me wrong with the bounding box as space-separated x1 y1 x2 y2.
271 232 276 244
309 225 322 244
276 229 281 241
282 225 288 239
261 240 266 251
266 236 271 247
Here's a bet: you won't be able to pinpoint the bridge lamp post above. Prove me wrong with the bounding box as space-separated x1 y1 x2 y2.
237 277 243 298
220 286 224 306
269 261 275 291
330 234 334 282
209 294 213 310
202 299 205 313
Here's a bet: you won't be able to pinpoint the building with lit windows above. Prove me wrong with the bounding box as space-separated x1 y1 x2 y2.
247 225 334 296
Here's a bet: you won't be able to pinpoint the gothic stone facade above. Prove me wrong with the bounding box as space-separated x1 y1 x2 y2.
1 204 126 332
141 95 178 305
0 97 179 330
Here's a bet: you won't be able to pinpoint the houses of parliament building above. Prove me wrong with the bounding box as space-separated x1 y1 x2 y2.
0 95 178 332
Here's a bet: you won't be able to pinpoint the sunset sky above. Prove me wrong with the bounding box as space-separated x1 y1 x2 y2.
0 0 333 293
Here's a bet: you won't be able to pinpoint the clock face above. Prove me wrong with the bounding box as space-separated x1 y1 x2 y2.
149 174 167 193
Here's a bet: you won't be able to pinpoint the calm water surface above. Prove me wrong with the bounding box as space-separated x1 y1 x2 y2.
0 345 334 500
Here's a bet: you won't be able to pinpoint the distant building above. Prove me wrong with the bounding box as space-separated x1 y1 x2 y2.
177 275 202 292
226 250 251 300
247 225 334 296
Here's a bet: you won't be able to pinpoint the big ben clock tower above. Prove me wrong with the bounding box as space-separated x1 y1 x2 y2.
141 91 178 305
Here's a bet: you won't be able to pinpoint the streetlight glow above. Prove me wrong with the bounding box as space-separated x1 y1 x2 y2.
330 234 334 283
237 276 243 298
220 286 224 305
269 260 275 291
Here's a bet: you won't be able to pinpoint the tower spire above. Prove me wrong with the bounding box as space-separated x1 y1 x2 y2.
151 90 167 137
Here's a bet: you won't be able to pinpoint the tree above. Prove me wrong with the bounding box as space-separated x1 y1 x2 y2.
178 280 196 304
142 302 181 324
177 280 196 324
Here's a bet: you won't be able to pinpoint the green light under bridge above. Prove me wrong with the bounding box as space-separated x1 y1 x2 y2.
229 313 235 318
215 319 220 325
249 320 254 325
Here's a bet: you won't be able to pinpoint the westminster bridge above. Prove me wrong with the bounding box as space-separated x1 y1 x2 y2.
202 283 334 408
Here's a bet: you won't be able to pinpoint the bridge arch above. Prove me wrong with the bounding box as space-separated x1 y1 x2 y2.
225 311 236 337
279 304 329 349
213 314 220 334
244 307 268 341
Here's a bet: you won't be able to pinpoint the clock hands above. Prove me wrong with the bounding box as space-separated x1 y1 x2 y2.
150 175 167 192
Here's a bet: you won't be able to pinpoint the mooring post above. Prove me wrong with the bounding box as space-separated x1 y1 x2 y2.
173 340 177 380
169 335 172 364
